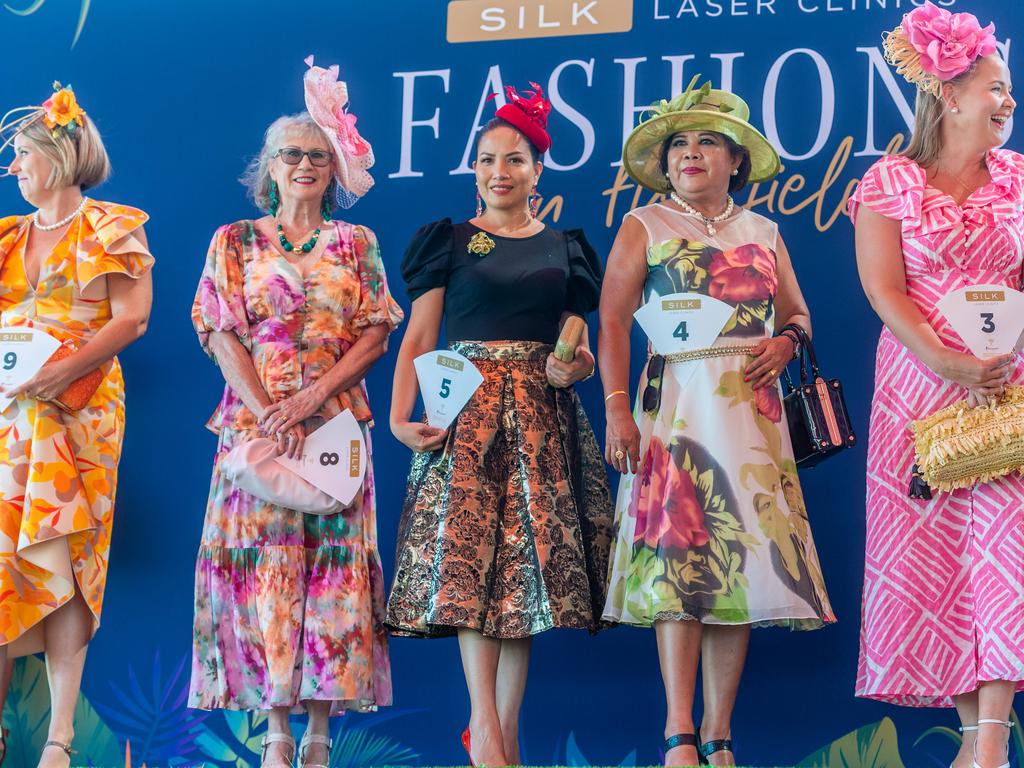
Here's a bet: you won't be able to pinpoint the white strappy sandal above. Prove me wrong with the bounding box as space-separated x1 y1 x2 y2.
260 732 296 768
299 733 332 768
972 719 1015 768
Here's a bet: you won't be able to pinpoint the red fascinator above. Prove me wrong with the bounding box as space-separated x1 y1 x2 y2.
495 82 552 154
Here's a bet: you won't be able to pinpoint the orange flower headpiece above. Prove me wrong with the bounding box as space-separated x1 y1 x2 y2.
0 82 87 170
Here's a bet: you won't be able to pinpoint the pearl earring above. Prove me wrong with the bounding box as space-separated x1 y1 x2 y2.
731 169 739 176
951 107 960 114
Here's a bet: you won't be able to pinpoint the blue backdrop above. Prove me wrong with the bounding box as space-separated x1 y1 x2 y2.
0 1 1020 766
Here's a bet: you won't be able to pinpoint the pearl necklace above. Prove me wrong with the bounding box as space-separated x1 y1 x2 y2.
669 193 734 236
31 197 87 231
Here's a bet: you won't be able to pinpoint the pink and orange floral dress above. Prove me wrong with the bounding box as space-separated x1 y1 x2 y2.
0 200 153 655
189 220 402 713
603 203 835 630
850 150 1024 707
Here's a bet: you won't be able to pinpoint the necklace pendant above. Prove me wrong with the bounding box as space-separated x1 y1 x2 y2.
707 225 716 236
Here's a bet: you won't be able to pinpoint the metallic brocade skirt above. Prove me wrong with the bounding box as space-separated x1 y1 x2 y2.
385 341 613 639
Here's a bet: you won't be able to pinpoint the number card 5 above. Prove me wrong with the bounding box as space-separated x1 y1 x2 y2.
633 292 736 354
937 284 1024 357
413 350 484 429
274 409 367 506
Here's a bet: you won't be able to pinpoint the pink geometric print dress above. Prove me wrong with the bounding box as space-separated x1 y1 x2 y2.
849 150 1024 707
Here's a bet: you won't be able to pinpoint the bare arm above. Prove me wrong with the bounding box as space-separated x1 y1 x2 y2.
744 236 804 389
390 288 448 452
597 216 647 474
855 206 1013 396
3 229 154 400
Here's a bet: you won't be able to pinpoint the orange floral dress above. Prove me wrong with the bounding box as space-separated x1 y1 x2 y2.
0 199 153 655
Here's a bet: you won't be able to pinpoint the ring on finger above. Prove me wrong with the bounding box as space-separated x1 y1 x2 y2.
769 368 778 377
614 449 625 460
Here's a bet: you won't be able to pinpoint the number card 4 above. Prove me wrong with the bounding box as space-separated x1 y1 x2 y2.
0 327 62 414
633 292 736 354
937 284 1024 357
413 350 484 429
274 409 367 506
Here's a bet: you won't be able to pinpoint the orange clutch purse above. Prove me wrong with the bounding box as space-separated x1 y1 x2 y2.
46 345 103 412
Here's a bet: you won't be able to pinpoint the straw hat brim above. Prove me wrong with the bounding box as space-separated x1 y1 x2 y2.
623 110 781 191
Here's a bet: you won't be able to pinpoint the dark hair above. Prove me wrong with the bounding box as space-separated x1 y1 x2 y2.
475 117 543 164
659 131 752 194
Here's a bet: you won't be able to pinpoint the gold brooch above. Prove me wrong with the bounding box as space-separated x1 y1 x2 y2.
467 231 496 256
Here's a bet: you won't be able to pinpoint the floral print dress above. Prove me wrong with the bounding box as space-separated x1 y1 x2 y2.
189 220 402 713
0 200 153 655
603 203 834 629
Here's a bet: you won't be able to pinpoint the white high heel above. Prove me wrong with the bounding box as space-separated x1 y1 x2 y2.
298 733 332 768
972 719 1014 768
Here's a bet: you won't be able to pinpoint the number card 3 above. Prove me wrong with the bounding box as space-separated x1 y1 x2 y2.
937 284 1024 357
413 350 484 429
274 409 367 506
633 292 736 354
0 327 62 414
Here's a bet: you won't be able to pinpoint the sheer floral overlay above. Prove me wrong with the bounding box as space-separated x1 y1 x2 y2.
0 200 153 655
188 220 400 712
386 341 613 639
603 204 834 629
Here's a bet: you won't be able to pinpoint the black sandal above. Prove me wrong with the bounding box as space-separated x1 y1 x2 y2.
664 733 699 764
698 737 734 765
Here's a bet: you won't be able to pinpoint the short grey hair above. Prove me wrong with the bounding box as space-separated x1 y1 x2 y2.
240 112 337 214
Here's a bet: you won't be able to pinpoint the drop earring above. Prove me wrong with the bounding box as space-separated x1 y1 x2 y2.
476 187 483 218
529 185 540 218
269 181 281 217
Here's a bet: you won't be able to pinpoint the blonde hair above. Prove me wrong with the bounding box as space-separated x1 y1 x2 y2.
901 61 978 169
240 112 337 214
19 115 111 190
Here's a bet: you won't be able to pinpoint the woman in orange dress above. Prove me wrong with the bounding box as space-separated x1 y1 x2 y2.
0 85 154 767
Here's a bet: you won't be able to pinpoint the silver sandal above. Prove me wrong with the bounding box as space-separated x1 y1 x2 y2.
972 719 1014 768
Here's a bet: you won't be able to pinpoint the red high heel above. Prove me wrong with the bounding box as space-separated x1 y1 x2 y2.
461 727 475 767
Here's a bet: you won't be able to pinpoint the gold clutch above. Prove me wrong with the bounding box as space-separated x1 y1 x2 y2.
909 385 1024 492
554 316 586 362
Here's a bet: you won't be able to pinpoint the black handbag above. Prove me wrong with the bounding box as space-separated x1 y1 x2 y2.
778 324 857 466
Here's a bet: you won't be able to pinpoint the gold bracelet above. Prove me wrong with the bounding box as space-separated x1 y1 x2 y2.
604 390 628 402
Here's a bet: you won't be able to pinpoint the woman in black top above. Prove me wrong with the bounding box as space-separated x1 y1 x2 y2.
386 85 612 766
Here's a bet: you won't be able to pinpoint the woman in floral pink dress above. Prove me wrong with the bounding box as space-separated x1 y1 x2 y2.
600 79 834 767
851 6 1023 768
189 61 401 768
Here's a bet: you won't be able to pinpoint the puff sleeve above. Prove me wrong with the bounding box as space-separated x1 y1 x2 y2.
75 200 154 289
564 228 603 315
351 225 404 331
848 155 925 226
400 218 454 301
191 224 251 359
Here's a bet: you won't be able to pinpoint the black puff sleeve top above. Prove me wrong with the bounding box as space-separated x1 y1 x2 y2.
400 218 603 345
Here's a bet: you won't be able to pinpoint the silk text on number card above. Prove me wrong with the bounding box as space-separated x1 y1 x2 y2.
274 409 367 506
413 350 484 429
633 292 736 355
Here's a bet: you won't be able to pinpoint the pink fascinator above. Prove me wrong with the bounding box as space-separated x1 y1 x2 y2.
882 1 997 97
303 55 374 208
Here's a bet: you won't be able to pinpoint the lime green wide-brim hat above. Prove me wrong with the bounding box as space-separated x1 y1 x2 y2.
623 75 781 191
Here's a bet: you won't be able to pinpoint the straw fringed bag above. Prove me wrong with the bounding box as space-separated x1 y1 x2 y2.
909 386 1024 493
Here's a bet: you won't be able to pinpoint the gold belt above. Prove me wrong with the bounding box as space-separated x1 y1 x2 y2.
662 344 759 364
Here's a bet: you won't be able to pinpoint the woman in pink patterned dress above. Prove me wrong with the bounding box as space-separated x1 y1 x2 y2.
851 5 1023 768
188 61 401 768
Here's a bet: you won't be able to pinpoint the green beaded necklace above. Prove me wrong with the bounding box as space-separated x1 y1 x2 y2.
277 221 323 254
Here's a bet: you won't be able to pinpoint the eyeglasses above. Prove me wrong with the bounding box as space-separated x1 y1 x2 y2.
275 147 334 167
642 355 665 413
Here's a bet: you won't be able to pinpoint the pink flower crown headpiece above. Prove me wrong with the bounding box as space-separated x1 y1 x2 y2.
0 82 87 171
882 1 997 97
